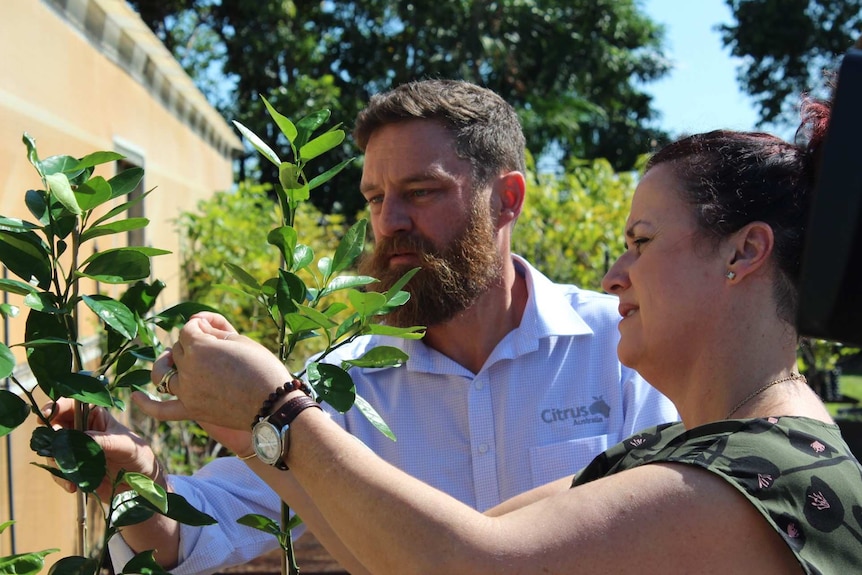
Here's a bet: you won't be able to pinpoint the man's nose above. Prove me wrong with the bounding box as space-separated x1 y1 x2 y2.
374 196 412 237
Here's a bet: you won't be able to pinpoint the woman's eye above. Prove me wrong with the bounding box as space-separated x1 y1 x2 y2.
633 238 649 252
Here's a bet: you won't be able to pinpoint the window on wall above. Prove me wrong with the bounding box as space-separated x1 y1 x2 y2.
114 141 145 248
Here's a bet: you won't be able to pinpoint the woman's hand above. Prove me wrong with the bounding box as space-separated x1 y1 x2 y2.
146 312 290 432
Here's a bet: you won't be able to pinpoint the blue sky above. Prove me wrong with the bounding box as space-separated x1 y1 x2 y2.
642 0 762 137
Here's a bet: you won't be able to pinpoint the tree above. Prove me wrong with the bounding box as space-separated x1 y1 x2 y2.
512 153 637 291
128 0 671 214
720 0 862 126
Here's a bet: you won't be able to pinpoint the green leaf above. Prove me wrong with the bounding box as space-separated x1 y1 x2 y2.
121 280 166 316
108 167 145 199
261 96 298 143
120 551 171 575
236 513 284 537
332 219 367 273
347 290 387 318
114 368 152 391
26 311 72 385
0 343 14 380
267 226 297 269
275 271 301 317
124 472 168 513
319 275 377 298
0 278 39 296
46 555 98 575
73 176 112 211
94 191 152 228
317 256 333 280
74 151 124 170
24 292 64 313
308 158 353 191
0 549 59 575
112 491 216 528
0 216 40 233
45 172 82 215
334 313 361 341
385 267 421 300
384 291 411 308
51 428 107 493
111 491 156 527
23 133 42 176
342 346 408 369
224 262 261 292
299 130 345 162
233 120 280 166
154 301 220 330
0 390 30 437
80 246 170 266
160 492 217 526
80 217 148 243
288 184 310 205
283 313 322 334
82 295 137 340
296 304 337 330
30 426 53 457
309 363 354 412
291 244 314 272
40 155 80 177
0 303 19 320
0 230 51 288
278 162 302 190
294 109 331 150
79 249 152 284
354 395 396 441
365 324 426 339
45 372 113 407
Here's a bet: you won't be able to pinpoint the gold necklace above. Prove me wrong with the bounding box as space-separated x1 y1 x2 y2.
725 373 807 419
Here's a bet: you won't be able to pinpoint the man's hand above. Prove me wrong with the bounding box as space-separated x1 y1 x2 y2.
133 392 255 457
45 397 164 502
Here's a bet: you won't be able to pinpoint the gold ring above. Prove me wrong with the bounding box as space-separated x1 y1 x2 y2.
156 366 178 395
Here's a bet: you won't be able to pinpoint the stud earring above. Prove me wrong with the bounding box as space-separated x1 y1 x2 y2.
726 270 736 280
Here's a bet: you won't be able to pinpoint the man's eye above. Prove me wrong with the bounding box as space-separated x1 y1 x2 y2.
366 195 383 205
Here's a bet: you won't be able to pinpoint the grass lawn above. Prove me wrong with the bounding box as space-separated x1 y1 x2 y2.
827 374 862 418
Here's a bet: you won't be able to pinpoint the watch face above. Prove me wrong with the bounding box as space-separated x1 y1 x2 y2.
252 422 282 464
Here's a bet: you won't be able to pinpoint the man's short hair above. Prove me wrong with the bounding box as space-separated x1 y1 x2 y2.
353 79 527 188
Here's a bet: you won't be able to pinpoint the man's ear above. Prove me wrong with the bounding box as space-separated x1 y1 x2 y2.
724 221 774 281
495 171 525 227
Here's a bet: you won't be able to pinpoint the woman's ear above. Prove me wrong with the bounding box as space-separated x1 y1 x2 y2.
725 221 774 281
495 171 525 227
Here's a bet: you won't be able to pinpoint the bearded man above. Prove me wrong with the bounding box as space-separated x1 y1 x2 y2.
60 80 678 573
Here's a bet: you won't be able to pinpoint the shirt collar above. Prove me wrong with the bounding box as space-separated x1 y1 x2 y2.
400 256 595 374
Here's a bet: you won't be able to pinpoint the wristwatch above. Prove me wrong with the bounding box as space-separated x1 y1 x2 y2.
251 395 321 469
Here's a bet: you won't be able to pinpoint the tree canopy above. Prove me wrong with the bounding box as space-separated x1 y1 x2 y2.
129 0 671 215
720 0 862 126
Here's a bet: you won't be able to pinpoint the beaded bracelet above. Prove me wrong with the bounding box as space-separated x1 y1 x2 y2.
251 377 312 428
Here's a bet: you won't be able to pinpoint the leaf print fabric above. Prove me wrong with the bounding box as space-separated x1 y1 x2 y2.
571 417 862 575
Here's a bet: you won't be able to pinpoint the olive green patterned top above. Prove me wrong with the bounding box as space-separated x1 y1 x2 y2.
571 417 862 575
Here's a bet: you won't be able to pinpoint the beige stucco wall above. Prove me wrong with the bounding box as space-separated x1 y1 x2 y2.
0 0 241 566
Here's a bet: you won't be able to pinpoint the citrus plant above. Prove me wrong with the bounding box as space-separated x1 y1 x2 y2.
0 135 215 575
224 97 424 574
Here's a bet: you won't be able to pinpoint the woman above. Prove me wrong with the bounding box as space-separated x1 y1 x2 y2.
151 96 862 574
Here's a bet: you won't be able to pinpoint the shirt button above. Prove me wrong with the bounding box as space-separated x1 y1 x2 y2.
475 380 484 391
478 443 489 454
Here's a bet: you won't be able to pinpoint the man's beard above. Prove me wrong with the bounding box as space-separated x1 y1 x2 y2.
357 202 504 328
